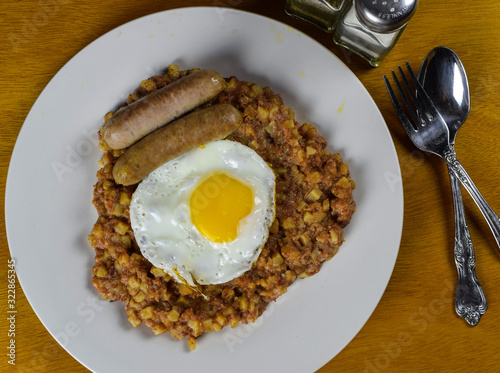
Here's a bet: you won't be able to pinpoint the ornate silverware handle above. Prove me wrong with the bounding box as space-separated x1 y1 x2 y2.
449 168 487 326
445 150 500 249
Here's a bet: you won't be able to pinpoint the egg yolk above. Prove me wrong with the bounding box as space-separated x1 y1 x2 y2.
190 172 254 243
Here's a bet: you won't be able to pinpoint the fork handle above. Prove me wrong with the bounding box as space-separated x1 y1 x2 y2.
445 150 500 249
448 167 487 326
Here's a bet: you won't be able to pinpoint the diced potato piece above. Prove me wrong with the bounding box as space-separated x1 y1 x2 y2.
281 244 301 261
269 219 279 234
336 176 351 189
304 187 322 202
167 64 180 78
275 167 287 175
128 299 140 310
130 253 142 261
188 336 197 350
257 106 269 121
133 291 146 303
178 283 194 295
160 291 172 301
216 313 226 326
139 306 154 320
188 320 201 335
306 146 317 155
330 229 340 245
112 149 123 158
127 312 142 327
281 217 295 229
150 267 166 277
226 76 237 89
239 296 248 310
271 251 284 266
296 149 305 161
88 233 97 246
222 307 234 316
169 327 183 340
127 276 140 289
121 235 131 248
202 319 213 331
339 163 349 176
112 203 124 216
114 221 129 235
306 171 323 184
177 295 189 307
230 318 239 328
128 287 139 297
248 139 259 150
275 193 285 204
285 270 296 282
268 104 279 118
118 253 130 266
259 290 273 297
298 233 310 245
303 211 327 224
140 79 156 92
119 192 131 206
167 309 180 322
95 266 108 278
297 200 307 211
103 180 114 190
322 198 330 211
151 323 167 335
251 84 264 95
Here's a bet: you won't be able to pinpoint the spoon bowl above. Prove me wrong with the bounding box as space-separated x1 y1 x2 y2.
418 46 470 141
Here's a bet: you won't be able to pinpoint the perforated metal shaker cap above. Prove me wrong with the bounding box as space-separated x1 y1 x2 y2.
355 0 418 33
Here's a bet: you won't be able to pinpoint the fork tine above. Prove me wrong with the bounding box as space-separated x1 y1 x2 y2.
383 74 417 138
405 61 443 119
392 68 422 127
397 65 419 107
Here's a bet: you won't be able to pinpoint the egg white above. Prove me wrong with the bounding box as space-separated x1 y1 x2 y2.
129 140 276 286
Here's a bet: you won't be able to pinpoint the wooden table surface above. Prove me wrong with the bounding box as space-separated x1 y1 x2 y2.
1 1 500 372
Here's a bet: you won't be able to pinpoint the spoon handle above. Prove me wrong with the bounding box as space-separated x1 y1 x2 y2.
444 149 500 249
448 167 487 325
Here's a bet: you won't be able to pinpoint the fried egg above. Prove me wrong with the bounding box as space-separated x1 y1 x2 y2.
129 140 276 286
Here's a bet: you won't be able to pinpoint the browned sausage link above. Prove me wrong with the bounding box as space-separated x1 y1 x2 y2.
102 69 226 149
113 104 243 185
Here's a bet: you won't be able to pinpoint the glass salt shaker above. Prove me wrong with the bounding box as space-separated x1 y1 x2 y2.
333 0 418 67
285 0 346 32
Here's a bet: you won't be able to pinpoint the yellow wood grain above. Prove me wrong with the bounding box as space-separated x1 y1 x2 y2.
1 0 499 372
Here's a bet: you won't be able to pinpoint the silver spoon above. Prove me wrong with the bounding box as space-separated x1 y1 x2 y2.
418 46 487 325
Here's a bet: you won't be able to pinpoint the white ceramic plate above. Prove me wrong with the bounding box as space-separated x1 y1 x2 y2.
5 7 403 373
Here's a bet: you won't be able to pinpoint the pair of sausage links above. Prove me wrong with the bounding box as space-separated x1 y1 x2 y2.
102 69 226 150
112 104 243 186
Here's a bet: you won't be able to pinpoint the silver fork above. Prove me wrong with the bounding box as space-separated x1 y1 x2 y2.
383 62 491 325
383 62 500 248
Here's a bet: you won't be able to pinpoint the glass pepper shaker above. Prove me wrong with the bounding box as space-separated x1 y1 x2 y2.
285 0 346 32
333 0 418 67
